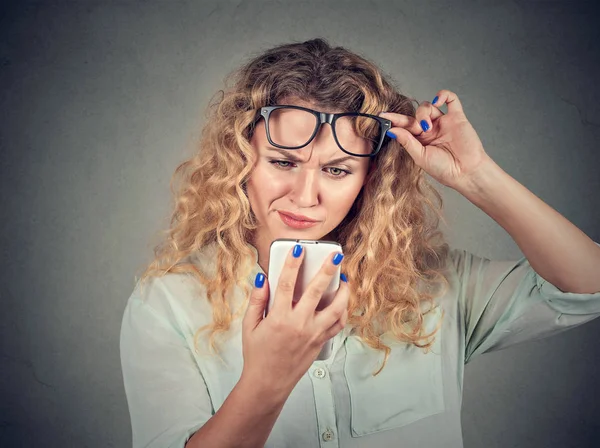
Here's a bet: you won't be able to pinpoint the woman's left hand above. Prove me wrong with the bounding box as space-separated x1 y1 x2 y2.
380 89 490 190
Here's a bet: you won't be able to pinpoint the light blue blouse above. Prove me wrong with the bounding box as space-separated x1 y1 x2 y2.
120 242 600 447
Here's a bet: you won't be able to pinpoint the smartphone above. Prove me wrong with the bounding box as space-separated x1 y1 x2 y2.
264 238 343 360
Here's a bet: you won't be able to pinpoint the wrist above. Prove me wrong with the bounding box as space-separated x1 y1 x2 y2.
238 369 293 408
453 155 503 199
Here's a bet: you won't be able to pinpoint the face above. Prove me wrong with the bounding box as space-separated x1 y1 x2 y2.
246 98 374 269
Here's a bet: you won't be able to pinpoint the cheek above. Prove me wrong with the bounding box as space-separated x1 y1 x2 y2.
325 181 364 215
247 164 288 204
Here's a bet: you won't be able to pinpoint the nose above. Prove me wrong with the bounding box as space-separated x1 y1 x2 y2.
289 166 320 208
288 126 334 207
288 124 337 207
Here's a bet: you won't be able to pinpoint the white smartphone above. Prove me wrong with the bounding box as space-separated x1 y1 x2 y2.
264 238 343 360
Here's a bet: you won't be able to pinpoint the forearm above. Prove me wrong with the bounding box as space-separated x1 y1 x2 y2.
454 155 600 294
185 374 289 448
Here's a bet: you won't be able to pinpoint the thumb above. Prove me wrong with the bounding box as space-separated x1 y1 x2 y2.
243 272 270 332
390 127 425 167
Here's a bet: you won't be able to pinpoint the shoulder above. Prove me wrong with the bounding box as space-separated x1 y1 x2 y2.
444 246 473 278
122 273 206 331
136 243 220 307
126 242 248 327
138 273 203 306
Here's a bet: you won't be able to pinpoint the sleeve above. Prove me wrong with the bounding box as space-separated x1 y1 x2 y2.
120 282 214 448
452 242 600 364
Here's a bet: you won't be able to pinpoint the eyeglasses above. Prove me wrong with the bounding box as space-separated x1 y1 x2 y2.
257 105 392 158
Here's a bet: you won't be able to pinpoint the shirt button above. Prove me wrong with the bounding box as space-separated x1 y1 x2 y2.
322 428 335 441
313 367 326 379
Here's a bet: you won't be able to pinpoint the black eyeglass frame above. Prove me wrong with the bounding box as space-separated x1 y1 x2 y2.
258 105 393 158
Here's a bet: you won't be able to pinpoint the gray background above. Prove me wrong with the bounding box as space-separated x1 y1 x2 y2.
1 0 599 447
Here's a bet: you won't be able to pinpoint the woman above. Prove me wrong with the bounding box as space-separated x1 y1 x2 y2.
120 39 600 448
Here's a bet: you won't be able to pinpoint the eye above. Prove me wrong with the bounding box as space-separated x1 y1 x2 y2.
270 160 293 169
327 167 349 177
268 160 351 179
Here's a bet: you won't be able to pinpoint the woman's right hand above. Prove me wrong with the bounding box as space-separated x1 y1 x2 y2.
241 245 349 398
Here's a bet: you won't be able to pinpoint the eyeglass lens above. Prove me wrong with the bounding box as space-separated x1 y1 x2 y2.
268 108 381 156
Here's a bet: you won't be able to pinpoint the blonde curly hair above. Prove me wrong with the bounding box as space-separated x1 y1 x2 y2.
138 38 451 375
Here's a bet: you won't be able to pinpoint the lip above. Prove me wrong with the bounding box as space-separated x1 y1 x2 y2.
278 211 318 222
278 211 319 229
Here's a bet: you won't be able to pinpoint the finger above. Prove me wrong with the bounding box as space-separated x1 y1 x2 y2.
386 127 425 165
313 273 349 330
431 89 464 115
294 251 343 319
242 272 269 333
378 112 422 136
414 101 444 134
317 282 350 339
321 308 348 342
271 244 305 314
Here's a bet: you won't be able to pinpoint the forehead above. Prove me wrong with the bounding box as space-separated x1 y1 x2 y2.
276 96 342 114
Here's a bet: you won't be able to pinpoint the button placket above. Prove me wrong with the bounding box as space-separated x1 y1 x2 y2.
309 361 339 447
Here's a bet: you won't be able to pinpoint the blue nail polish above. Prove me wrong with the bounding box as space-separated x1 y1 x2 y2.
432 96 438 105
340 273 348 283
333 253 344 265
293 244 303 258
385 130 397 139
420 120 430 132
255 273 265 288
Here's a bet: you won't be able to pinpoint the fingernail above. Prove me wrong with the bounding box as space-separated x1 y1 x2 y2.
432 96 439 105
293 244 303 258
385 130 397 139
420 120 430 132
340 273 348 283
333 253 344 265
254 273 265 288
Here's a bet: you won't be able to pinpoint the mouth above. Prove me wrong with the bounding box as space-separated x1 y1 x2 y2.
278 211 318 222
277 211 319 229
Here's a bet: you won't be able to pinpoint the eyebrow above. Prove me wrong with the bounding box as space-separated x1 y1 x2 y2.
265 147 361 165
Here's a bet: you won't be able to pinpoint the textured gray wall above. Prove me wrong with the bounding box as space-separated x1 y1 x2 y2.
1 0 599 447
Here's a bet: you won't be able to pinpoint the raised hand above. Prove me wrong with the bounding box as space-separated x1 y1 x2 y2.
380 89 491 190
